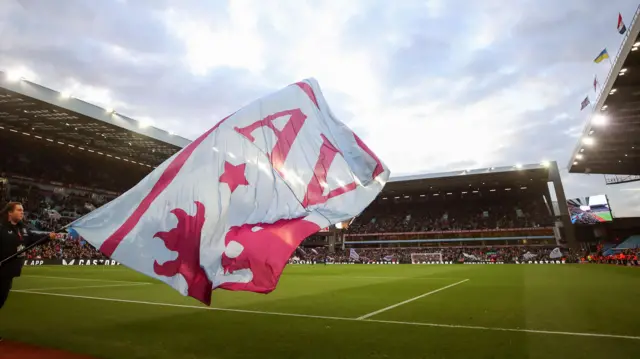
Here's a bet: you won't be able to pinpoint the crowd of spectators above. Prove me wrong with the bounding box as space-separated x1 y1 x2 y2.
0 142 634 266
25 237 106 260
0 180 109 259
586 249 639 266
8 182 112 231
291 246 588 264
7 180 636 266
347 195 553 234
0 131 148 193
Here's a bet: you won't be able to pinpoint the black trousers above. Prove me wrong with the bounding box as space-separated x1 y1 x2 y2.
0 276 12 310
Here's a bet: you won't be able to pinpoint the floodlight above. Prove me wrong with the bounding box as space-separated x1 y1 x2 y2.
6 70 23 82
592 114 607 126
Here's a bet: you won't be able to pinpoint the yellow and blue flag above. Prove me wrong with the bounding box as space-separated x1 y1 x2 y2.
594 49 609 63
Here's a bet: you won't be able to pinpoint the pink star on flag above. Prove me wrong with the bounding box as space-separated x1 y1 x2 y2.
219 161 249 193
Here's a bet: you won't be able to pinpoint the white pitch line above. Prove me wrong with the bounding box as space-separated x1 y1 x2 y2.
352 276 462 280
11 289 640 341
12 289 348 321
356 279 470 320
313 276 459 280
22 274 151 284
365 318 640 341
17 283 152 291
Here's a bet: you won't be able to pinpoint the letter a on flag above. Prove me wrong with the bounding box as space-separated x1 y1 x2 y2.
69 79 390 305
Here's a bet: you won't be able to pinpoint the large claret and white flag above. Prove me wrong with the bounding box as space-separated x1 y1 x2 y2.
69 79 390 305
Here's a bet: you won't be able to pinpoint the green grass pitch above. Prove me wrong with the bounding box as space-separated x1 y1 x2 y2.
1 264 639 359
597 211 614 222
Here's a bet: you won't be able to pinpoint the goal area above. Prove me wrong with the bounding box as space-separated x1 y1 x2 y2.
411 252 443 264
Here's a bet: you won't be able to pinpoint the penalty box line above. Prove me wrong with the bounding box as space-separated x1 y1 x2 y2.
11 289 640 341
356 279 470 320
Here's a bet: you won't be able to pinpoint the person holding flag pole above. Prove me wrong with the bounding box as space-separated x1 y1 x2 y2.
0 201 58 339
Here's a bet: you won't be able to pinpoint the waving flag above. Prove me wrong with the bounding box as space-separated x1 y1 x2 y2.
463 253 479 261
349 248 360 260
618 13 627 35
69 79 390 305
580 96 590 111
594 49 609 64
550 247 563 259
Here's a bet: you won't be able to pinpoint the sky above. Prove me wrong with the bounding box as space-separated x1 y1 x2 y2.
1 0 639 217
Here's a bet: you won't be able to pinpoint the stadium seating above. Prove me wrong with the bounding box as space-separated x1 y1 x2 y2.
347 195 553 234
0 131 148 192
0 140 633 266
614 235 640 250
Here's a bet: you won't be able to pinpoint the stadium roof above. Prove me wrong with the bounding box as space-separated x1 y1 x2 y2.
0 71 190 168
568 6 640 176
382 162 554 195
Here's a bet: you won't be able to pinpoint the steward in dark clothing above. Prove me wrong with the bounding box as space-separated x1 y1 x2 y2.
0 202 54 311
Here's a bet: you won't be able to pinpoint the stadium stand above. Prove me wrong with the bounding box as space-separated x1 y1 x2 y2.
347 193 552 234
290 246 587 264
1 70 636 267
339 162 574 248
615 234 640 249
0 70 184 261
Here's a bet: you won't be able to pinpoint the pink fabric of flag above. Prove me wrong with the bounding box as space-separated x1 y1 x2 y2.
69 79 390 305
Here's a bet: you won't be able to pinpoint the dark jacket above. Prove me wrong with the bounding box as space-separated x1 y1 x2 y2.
0 220 45 279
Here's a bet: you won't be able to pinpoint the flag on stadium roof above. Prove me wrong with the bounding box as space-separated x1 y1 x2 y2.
581 96 590 110
68 78 390 305
594 48 609 63
618 13 627 35
593 75 598 93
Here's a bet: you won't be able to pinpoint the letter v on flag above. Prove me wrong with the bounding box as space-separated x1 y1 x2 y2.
68 78 390 305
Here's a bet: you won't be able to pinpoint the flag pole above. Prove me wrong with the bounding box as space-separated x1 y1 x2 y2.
0 225 70 267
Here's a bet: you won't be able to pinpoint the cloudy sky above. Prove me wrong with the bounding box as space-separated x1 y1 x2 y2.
1 0 639 217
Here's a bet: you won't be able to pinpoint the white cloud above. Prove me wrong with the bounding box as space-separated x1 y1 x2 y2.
161 1 266 75
4 65 39 83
